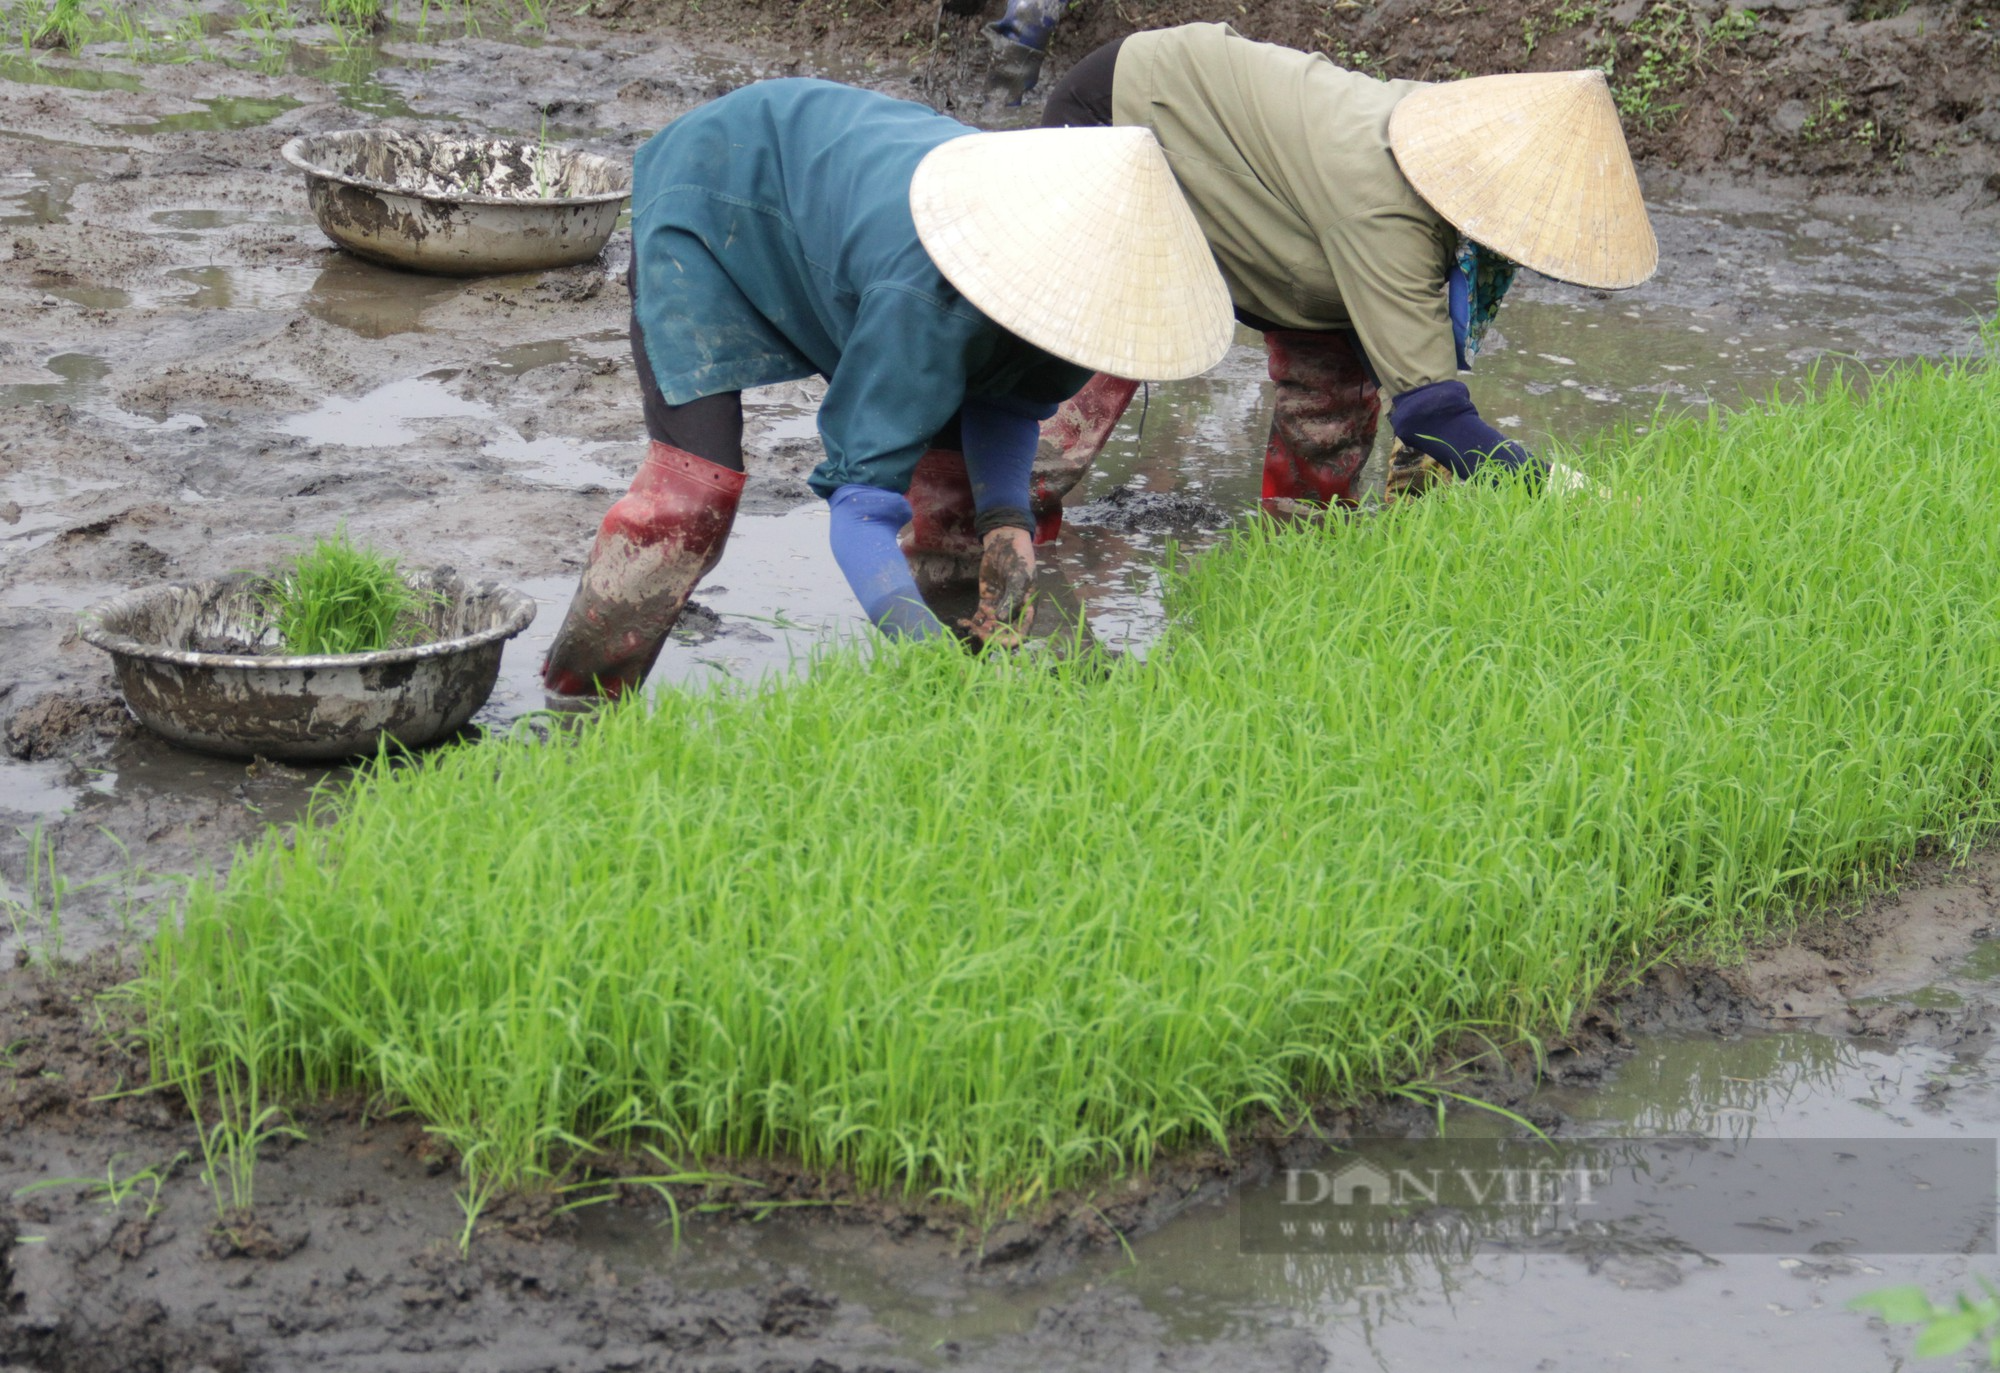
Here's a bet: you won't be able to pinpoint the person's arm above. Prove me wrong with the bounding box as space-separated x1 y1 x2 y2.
817 287 1057 645
1388 379 1534 479
960 393 1056 646
828 486 948 639
1318 211 1538 482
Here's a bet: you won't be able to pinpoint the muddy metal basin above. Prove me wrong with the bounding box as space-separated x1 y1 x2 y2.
281 129 630 276
79 568 537 761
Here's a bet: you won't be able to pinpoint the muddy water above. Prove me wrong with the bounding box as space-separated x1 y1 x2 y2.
576 960 1999 1372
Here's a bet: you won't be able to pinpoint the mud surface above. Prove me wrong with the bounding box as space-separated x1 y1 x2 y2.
644 0 2000 199
1 8 1999 1369
5 858 2000 1370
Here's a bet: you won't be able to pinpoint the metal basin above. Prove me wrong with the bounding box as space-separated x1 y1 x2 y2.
281 129 630 276
79 568 537 761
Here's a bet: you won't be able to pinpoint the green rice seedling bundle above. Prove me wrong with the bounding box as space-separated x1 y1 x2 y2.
146 355 2000 1209
262 529 428 655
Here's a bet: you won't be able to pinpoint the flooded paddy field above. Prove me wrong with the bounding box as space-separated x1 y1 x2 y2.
2 11 2000 1370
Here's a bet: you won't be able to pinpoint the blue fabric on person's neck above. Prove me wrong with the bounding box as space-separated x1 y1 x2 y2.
1447 241 1518 373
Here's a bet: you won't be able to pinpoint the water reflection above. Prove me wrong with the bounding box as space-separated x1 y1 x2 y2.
302 252 467 337
565 1012 1998 1372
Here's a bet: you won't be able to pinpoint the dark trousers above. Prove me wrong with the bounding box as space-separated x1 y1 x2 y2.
1039 34 1123 129
627 267 746 470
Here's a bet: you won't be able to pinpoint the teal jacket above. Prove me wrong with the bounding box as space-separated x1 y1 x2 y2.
629 79 1090 496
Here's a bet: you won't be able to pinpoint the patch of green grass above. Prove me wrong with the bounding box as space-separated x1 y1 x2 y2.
1600 1 1761 130
1852 1281 2000 1364
260 528 429 655
142 352 2000 1214
0 0 551 57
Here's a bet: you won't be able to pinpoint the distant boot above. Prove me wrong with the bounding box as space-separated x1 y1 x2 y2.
1029 373 1139 543
542 441 745 699
1260 330 1380 511
983 30 1047 105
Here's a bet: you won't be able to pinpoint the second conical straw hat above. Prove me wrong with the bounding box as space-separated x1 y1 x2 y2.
1388 70 1658 290
910 126 1234 381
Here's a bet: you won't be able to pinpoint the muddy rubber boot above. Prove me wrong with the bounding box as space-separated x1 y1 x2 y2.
542 440 745 699
900 448 1105 659
900 448 985 604
1259 330 1380 511
1029 373 1139 543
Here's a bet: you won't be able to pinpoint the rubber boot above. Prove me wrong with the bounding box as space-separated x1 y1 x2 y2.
900 447 1104 658
983 30 1047 106
899 447 984 601
1030 373 1139 543
1260 330 1380 510
542 440 745 699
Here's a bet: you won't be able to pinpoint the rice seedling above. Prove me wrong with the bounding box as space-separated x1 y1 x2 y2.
30 0 82 48
1851 1280 2000 1365
259 528 430 656
531 112 555 198
319 0 381 27
14 1151 188 1221
3 823 68 963
142 349 2000 1216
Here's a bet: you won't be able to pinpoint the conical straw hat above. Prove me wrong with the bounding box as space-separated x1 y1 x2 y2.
910 126 1234 381
1388 70 1658 290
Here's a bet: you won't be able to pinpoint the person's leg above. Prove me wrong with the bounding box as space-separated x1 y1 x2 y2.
1260 330 1380 509
540 291 749 697
1038 35 1124 128
627 271 745 470
1028 373 1139 541
983 0 1074 106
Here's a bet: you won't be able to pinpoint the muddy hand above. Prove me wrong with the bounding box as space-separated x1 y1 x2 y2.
962 526 1035 650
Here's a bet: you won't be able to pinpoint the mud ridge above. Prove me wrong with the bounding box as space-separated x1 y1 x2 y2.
620 0 2000 201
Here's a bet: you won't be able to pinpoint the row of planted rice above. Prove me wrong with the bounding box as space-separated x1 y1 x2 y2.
141 350 2000 1214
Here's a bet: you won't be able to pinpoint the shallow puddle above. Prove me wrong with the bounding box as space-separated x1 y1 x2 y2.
579 954 2000 1372
0 351 112 408
276 374 491 446
0 159 89 226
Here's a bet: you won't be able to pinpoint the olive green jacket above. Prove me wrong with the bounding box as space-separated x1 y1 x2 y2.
1112 23 1460 398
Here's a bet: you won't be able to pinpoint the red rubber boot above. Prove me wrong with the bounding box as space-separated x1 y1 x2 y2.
903 448 982 560
899 447 984 626
542 441 745 699
1259 330 1380 509
1030 373 1139 543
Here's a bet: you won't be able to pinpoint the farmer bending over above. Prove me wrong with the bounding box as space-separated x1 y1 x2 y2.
542 79 1231 699
919 23 1660 545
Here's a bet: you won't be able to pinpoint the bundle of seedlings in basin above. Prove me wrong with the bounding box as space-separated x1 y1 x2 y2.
259 529 434 656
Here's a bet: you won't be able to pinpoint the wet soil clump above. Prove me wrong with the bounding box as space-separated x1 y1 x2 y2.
1064 485 1228 534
